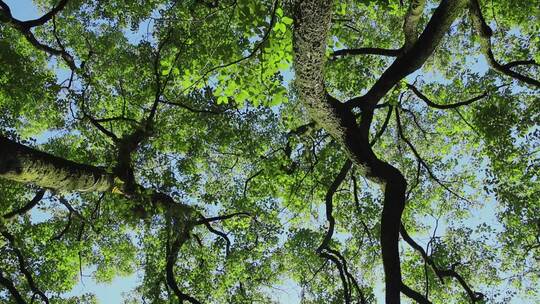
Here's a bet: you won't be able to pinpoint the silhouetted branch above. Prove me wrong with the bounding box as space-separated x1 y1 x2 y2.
370 105 393 146
203 222 231 256
395 108 473 205
195 212 251 225
400 224 484 302
407 84 487 109
332 47 401 58
165 218 201 304
0 229 49 303
3 189 46 219
469 0 540 87
0 271 26 304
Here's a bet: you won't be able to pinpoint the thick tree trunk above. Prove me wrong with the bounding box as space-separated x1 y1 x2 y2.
0 136 114 192
292 1 407 303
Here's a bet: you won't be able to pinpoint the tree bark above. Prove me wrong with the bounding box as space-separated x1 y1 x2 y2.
0 136 114 192
292 1 408 303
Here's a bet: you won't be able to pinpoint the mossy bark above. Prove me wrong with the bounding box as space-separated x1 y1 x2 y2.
0 136 113 192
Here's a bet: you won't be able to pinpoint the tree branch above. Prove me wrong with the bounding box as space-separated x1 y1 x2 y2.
468 0 540 88
347 0 469 109
403 0 427 50
0 229 49 303
165 217 201 304
407 84 487 109
400 225 484 302
331 47 401 58
0 271 27 304
3 189 46 219
395 109 473 205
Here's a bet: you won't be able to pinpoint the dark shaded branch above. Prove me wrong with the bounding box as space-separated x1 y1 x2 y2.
14 0 68 28
317 160 352 251
407 84 487 109
195 212 251 225
160 98 226 114
370 106 393 146
243 169 264 198
3 189 46 219
401 282 431 304
347 0 469 108
165 218 201 304
0 229 49 303
395 109 473 205
50 211 73 241
332 47 401 58
0 271 26 304
468 0 540 88
503 59 539 69
316 160 358 303
203 222 231 256
180 0 279 93
400 225 484 302
351 173 373 241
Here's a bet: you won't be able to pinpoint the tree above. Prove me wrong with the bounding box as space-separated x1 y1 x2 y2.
0 0 538 303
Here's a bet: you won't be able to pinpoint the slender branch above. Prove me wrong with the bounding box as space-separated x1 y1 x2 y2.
400 225 484 302
316 160 359 303
18 0 69 28
502 59 539 69
195 212 251 225
318 160 352 251
50 211 73 241
370 105 393 146
160 98 226 115
395 108 473 205
203 222 231 256
0 229 49 303
165 218 201 304
3 189 46 219
243 169 264 198
331 47 401 58
346 0 469 109
407 84 487 109
401 282 431 304
468 0 540 88
179 0 279 94
0 271 27 304
0 0 76 70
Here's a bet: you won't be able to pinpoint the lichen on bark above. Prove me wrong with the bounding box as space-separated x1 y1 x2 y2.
0 136 114 192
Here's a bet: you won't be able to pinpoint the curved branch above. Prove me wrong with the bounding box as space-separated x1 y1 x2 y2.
0 229 49 303
407 84 487 109
347 0 469 109
203 222 231 256
401 282 431 304
468 0 540 88
166 219 201 304
0 1 76 70
3 189 46 219
331 47 401 58
195 212 251 225
0 271 27 304
179 0 279 94
370 105 393 146
400 225 484 302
